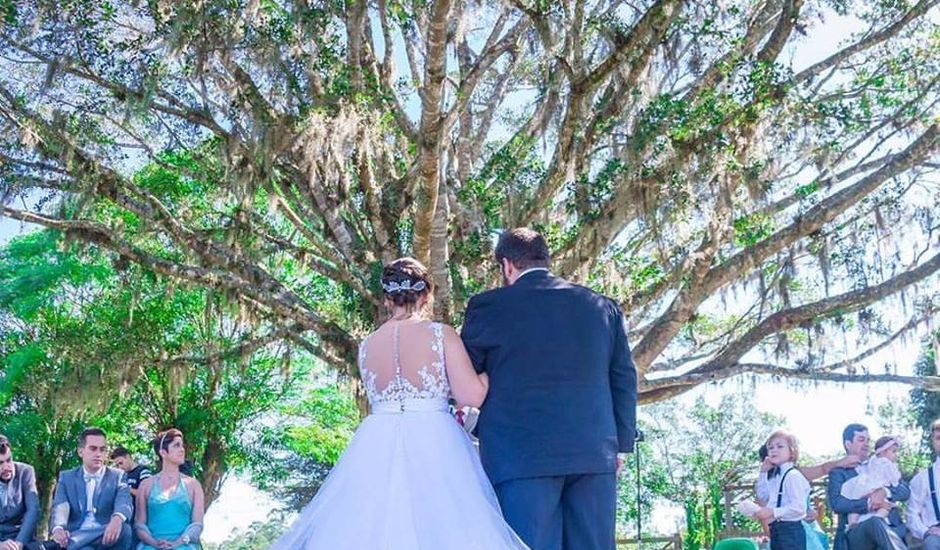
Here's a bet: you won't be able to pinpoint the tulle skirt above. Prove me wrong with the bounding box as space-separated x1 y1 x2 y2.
268 399 529 549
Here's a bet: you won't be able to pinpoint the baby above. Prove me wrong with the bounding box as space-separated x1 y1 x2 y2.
840 435 902 527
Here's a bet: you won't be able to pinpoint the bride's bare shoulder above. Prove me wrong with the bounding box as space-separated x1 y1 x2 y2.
435 322 462 340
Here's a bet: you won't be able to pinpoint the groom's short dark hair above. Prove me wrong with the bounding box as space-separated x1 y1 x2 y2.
495 228 550 270
842 423 867 446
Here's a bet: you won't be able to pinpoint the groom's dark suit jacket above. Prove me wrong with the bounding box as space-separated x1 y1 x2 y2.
461 270 637 485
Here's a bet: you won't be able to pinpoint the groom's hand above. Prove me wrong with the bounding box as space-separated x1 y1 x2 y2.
102 515 123 545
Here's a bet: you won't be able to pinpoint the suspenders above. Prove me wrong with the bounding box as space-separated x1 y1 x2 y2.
776 467 794 508
929 465 940 523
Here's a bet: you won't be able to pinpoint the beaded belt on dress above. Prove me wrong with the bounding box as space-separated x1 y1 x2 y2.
371 399 450 414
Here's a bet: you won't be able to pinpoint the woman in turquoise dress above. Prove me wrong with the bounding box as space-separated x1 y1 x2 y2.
135 429 205 549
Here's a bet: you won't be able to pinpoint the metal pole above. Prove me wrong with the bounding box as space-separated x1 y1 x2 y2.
635 449 642 547
635 428 645 548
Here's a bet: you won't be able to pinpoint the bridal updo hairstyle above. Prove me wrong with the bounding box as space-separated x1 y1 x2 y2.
381 257 433 309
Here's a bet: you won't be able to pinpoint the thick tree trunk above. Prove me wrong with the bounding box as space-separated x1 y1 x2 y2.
198 439 225 508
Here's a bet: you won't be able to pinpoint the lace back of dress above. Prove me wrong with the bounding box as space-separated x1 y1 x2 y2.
391 324 405 411
359 322 449 407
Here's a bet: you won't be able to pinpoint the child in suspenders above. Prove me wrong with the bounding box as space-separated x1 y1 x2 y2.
755 430 811 550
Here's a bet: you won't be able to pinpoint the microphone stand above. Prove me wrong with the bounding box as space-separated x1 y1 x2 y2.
635 428 646 546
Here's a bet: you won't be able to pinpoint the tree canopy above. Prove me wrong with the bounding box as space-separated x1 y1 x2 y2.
0 228 318 514
0 0 938 401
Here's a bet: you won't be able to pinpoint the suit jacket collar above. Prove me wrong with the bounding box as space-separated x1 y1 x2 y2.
513 269 553 286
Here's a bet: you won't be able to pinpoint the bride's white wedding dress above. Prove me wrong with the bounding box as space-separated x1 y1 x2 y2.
269 321 529 549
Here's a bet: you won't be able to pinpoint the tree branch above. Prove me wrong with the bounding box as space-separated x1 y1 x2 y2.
794 0 939 84
632 122 939 372
412 0 453 265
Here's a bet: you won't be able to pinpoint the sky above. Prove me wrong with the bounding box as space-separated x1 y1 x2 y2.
1 3 936 543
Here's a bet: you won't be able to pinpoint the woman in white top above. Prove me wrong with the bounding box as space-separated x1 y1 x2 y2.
755 430 811 550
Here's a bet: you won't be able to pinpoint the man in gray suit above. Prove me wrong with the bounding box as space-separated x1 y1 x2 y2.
48 428 132 550
0 435 40 549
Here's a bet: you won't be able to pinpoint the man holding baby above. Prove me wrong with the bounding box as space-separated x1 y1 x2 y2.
828 423 909 550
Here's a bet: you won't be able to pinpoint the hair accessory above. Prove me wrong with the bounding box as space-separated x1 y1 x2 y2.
381 279 427 293
876 437 899 455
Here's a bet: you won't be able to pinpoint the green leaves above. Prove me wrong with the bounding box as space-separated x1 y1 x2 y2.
281 385 358 466
732 212 775 247
0 224 315 505
637 395 785 545
0 342 45 406
0 0 16 25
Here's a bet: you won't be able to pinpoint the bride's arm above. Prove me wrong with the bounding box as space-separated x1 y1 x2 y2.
442 325 488 407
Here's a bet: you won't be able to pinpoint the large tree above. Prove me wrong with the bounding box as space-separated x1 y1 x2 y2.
0 0 938 403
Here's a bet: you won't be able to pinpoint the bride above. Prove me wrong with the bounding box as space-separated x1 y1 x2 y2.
269 257 529 549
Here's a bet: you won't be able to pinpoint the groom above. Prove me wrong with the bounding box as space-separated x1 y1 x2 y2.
462 228 637 550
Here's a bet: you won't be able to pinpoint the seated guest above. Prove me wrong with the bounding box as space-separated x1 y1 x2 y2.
109 448 151 499
48 428 133 550
827 423 908 550
0 435 40 549
109 448 150 549
841 436 902 528
907 419 940 549
135 429 204 550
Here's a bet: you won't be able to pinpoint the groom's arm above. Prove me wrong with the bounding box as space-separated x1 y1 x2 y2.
460 295 488 374
609 301 637 453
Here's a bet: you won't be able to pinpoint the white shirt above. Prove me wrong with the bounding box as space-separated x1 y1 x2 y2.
766 463 811 521
517 268 549 280
80 467 104 530
908 459 940 540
